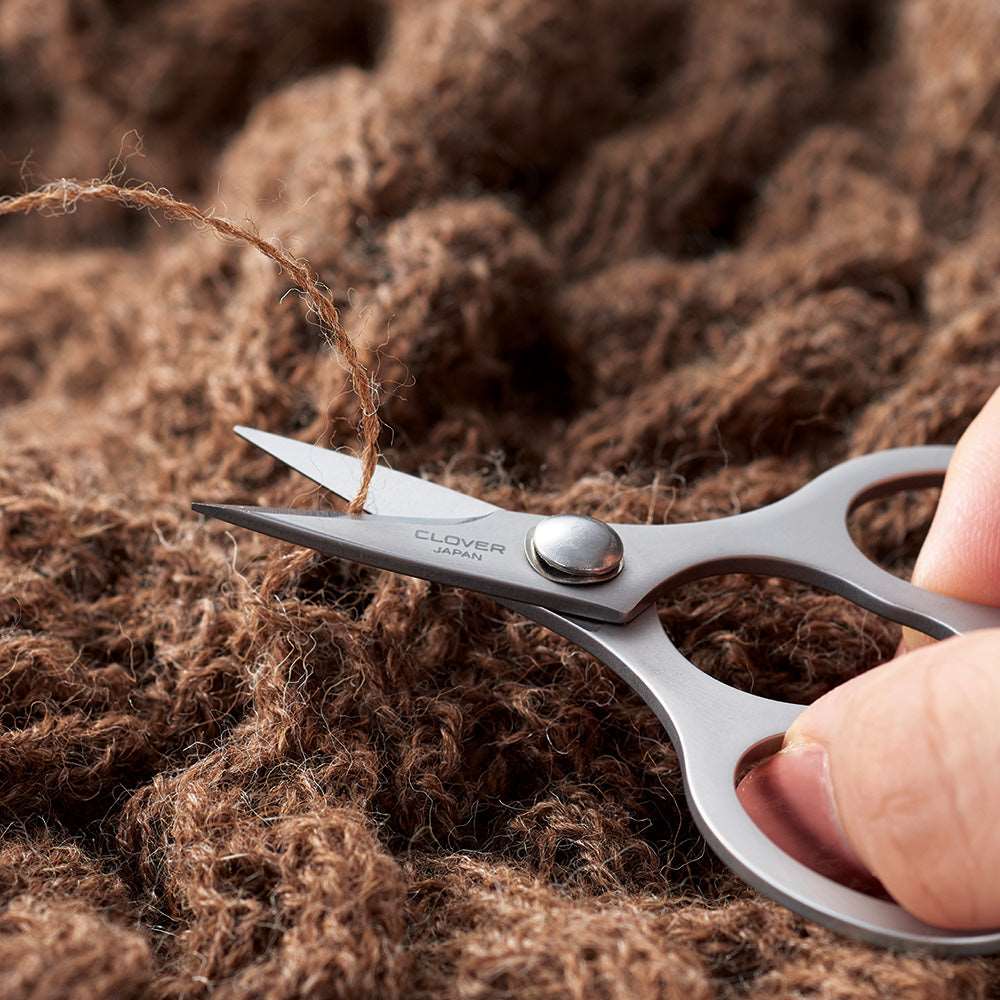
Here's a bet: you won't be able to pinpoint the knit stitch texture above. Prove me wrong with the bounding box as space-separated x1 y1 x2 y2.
2 1 1000 997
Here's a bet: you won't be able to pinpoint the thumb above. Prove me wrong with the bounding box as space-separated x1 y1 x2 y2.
739 628 1000 929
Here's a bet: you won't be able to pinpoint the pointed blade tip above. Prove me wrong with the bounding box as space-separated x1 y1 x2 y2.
192 501 241 517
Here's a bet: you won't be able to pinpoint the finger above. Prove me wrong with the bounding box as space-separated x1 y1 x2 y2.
901 386 1000 651
739 629 1000 929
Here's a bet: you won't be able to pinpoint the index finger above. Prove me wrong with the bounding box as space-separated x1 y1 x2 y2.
912 386 1000 607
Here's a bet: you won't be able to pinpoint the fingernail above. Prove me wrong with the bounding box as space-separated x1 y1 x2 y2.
737 742 888 898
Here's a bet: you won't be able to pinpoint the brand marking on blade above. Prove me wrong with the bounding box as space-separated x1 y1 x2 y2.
414 529 506 560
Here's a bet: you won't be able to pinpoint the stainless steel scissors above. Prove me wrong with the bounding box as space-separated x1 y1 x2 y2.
194 427 1000 954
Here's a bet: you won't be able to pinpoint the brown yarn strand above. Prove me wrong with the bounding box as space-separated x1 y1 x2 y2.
0 178 381 512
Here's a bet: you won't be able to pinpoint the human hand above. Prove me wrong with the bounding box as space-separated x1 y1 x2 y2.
738 388 1000 930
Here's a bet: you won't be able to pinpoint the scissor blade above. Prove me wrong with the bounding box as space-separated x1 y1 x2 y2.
191 502 530 601
234 425 495 519
189 502 649 624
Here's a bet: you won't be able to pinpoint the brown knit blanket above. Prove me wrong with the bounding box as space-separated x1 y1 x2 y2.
2 1 1000 997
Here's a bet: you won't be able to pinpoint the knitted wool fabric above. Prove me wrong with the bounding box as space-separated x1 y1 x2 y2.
2 1 1000 997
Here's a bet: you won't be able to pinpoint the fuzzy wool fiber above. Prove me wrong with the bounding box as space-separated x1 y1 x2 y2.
2 1 1000 998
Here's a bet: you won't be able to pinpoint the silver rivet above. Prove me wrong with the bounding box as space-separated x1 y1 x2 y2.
526 515 624 585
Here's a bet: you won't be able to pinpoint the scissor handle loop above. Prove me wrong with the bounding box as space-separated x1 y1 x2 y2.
653 446 1000 638
763 446 1000 637
794 445 957 510
506 601 1000 954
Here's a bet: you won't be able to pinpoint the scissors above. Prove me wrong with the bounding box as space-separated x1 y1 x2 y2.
194 427 1000 954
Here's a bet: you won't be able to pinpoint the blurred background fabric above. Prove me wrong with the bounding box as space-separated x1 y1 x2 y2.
2 1 1000 997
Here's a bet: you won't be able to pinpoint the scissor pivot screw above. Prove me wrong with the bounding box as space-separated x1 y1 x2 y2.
526 515 624 585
